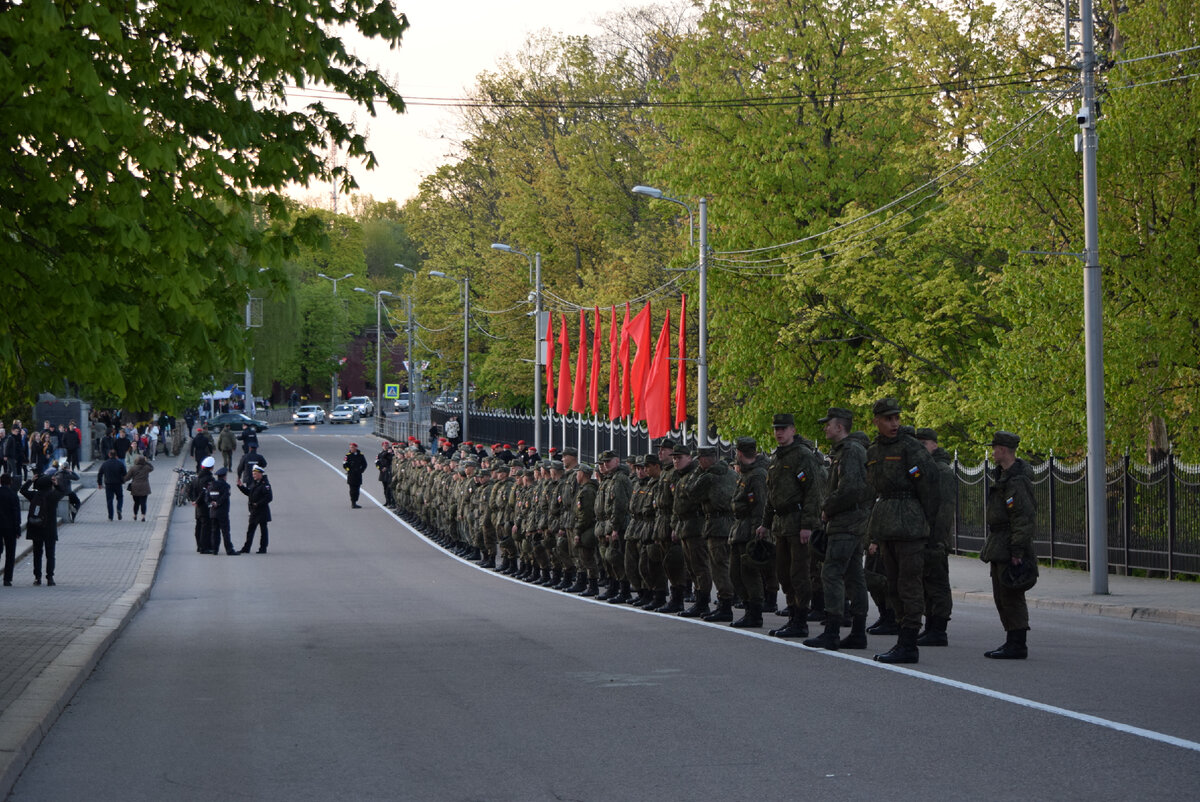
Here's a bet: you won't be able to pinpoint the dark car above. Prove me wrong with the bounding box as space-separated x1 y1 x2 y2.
206 412 270 432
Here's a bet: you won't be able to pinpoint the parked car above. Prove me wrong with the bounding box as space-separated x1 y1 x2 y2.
348 396 374 416
208 412 271 432
393 392 411 413
329 404 361 424
292 405 326 425
431 390 461 411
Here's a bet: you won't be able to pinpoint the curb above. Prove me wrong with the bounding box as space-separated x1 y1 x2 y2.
0 455 179 797
952 589 1200 629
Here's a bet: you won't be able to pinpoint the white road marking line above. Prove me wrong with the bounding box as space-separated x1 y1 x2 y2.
279 435 1200 755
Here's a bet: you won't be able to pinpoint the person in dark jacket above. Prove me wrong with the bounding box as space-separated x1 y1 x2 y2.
113 429 133 460
21 474 64 585
980 431 1037 660
63 422 82 470
236 444 267 486
239 425 259 454
51 464 83 522
0 474 21 586
207 466 239 555
344 442 368 508
189 427 214 467
238 466 273 553
125 455 154 522
375 442 395 507
97 450 128 521
191 457 216 552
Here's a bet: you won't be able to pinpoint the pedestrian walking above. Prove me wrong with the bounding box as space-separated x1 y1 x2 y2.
63 421 82 469
97 449 128 521
343 442 368 508
238 466 272 553
21 474 65 585
125 455 154 522
981 431 1037 660
239 425 258 454
0 474 21 586
189 426 214 468
216 425 237 470
51 463 83 522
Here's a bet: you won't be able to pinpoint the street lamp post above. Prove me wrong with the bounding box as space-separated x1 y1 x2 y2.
491 243 542 455
631 185 708 445
395 263 418 436
354 287 393 426
317 272 354 405
429 270 470 444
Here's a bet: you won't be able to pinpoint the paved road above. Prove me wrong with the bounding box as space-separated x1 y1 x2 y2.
7 423 1200 800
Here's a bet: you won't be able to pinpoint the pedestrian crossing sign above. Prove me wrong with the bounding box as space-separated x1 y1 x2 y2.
384 384 400 399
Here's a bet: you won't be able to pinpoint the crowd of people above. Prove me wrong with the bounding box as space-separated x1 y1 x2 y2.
380 398 1039 663
185 425 271 556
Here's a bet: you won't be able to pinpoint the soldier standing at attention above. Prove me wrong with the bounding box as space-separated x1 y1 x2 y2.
698 447 736 622
804 408 872 650
915 428 956 647
758 413 825 639
595 450 633 602
865 398 939 664
981 431 1037 659
730 437 768 628
651 439 686 613
573 464 600 596
375 441 395 508
343 442 368 509
671 444 711 618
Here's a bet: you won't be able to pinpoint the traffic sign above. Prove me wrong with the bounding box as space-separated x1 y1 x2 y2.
384 384 400 400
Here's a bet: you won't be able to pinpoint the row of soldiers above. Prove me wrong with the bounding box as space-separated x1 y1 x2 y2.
386 398 1037 663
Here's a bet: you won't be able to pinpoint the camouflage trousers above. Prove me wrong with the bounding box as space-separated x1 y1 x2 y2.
990 561 1029 631
923 543 953 620
706 537 734 601
821 533 868 623
880 539 925 630
681 537 712 597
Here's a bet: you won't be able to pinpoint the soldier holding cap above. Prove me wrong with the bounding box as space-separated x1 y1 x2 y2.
758 413 826 638
730 437 769 627
865 398 939 664
804 408 872 649
915 428 956 647
981 431 1037 659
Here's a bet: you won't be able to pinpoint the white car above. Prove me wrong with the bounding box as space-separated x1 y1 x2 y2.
292 405 326 425
329 404 361 424
348 396 374 416
393 392 411 412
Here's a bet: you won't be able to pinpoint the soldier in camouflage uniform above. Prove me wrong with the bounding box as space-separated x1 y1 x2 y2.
651 439 686 613
491 463 517 573
697 447 737 622
981 431 1036 660
915 428 956 646
730 437 768 628
865 398 939 664
595 450 632 602
671 444 711 618
758 413 826 639
573 464 600 596
629 455 661 608
556 449 580 590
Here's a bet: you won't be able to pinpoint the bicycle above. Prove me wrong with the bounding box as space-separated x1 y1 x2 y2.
173 468 196 507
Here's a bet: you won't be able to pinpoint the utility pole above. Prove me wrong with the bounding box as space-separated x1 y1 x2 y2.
697 197 709 446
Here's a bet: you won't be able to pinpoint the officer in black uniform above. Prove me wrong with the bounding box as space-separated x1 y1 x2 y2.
375 441 395 507
207 466 239 555
239 466 273 553
344 442 368 508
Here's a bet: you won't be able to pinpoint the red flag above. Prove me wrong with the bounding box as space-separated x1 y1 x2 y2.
618 302 632 418
589 306 602 416
675 293 687 428
607 306 620 420
572 310 588 414
544 312 555 407
555 314 572 415
629 302 653 422
645 311 672 439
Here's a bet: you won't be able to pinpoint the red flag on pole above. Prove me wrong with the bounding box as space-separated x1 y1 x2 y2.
544 311 555 407
572 310 588 414
675 293 688 428
589 306 602 416
618 302 632 418
629 302 653 423
607 305 620 421
645 310 672 439
555 314 572 415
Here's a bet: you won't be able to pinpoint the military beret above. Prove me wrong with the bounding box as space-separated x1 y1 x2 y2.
549 446 558 454
990 430 1020 449
654 437 676 450
518 440 526 446
772 413 795 428
872 397 901 417
562 446 579 457
735 436 757 455
672 443 692 456
549 460 565 470
818 407 854 425
643 453 661 466
697 446 717 458
915 427 938 443
598 450 618 462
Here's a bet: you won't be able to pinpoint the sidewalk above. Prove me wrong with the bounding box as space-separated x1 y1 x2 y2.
0 464 1198 796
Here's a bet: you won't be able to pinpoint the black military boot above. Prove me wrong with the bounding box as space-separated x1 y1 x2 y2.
656 587 685 614
647 590 667 610
768 612 809 638
523 565 538 582
581 577 600 597
731 601 763 628
608 580 632 604
597 578 618 601
838 614 869 649
984 629 1028 660
807 590 827 622
702 597 734 622
917 615 949 647
866 608 898 636
874 627 920 664
732 595 744 610
631 588 652 608
803 619 842 650
679 591 711 618
762 592 778 615
567 571 588 593
497 556 511 574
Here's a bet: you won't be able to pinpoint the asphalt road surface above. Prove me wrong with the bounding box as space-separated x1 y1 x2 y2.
9 423 1200 801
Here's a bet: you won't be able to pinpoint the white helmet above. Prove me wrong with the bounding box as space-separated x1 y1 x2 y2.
201 456 216 469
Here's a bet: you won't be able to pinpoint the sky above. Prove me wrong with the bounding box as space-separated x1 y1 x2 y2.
293 1 659 208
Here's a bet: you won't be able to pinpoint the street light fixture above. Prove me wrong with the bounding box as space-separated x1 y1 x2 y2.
631 184 708 444
354 287 393 424
316 272 355 405
429 270 470 444
491 242 543 454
